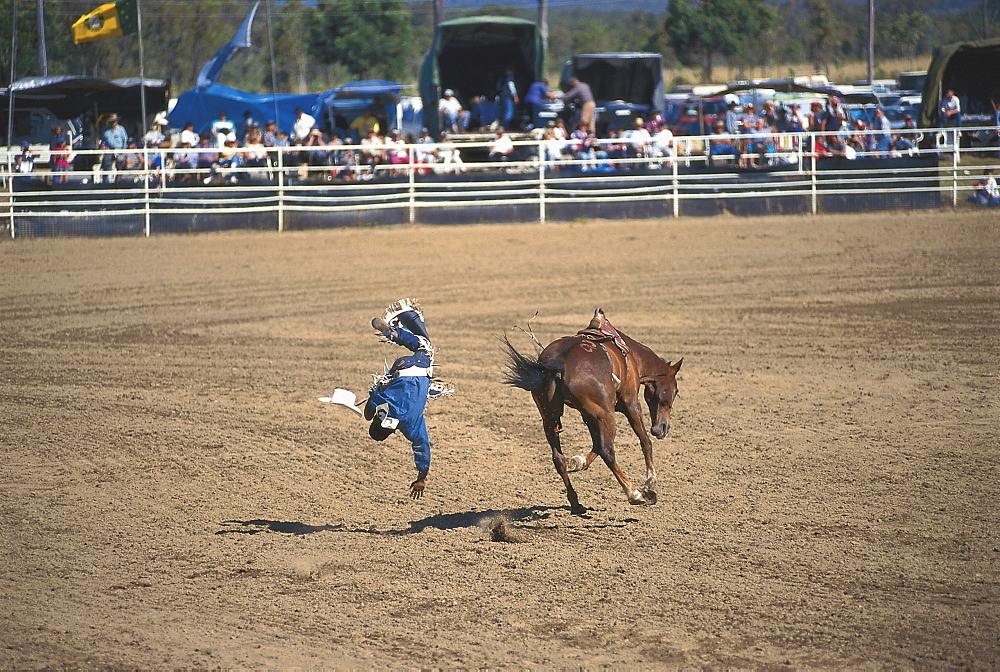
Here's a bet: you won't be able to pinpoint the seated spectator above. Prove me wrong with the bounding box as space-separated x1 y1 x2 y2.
304 128 330 167
651 121 674 164
826 134 855 159
334 148 358 181
414 128 439 169
708 122 740 163
438 89 469 134
349 108 380 142
813 134 833 159
360 130 385 174
385 130 410 175
206 139 242 184
434 133 465 174
117 139 143 177
212 111 237 147
488 127 515 161
621 117 652 161
891 133 915 155
968 168 999 205
179 121 200 148
172 142 198 182
599 127 627 163
196 135 218 171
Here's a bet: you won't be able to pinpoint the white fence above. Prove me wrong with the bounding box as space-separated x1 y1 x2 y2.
3 126 997 237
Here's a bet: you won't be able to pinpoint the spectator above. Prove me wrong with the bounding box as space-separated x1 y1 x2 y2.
524 78 550 129
195 134 218 171
550 77 596 134
785 102 806 132
14 141 35 177
49 125 68 151
808 102 824 132
488 127 515 161
708 122 740 163
651 121 674 163
241 110 256 138
498 66 520 131
724 100 741 135
438 89 469 134
50 138 72 184
206 139 242 184
939 89 961 127
901 114 919 144
360 129 385 174
172 142 198 182
179 121 200 148
821 96 844 133
261 120 279 147
349 108 380 142
386 130 410 174
414 127 438 168
100 112 129 182
741 103 758 132
621 117 652 160
759 100 778 128
304 128 330 167
872 107 892 157
243 125 270 175
969 168 999 205
291 106 316 144
211 110 236 147
827 134 856 160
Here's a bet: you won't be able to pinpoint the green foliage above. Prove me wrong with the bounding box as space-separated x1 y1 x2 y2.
664 0 777 80
311 0 411 81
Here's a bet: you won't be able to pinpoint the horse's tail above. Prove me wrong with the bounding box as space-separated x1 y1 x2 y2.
500 335 561 392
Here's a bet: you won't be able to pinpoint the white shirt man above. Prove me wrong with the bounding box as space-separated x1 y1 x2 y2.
651 124 674 158
291 107 316 143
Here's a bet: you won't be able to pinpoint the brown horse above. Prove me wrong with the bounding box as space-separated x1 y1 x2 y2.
503 309 682 514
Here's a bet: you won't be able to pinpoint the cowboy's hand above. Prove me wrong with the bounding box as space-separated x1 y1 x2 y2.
409 477 426 499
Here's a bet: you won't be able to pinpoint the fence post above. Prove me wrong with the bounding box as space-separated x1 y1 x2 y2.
810 134 818 215
538 139 546 224
277 146 285 232
143 147 151 237
7 152 14 238
951 138 959 207
672 147 679 217
408 144 416 225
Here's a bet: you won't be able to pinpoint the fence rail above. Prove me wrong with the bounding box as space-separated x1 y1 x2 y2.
3 126 997 237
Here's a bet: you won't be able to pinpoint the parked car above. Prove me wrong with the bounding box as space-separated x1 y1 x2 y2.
670 96 729 136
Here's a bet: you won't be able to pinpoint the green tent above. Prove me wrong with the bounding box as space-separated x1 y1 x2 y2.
919 37 1000 128
419 16 544 138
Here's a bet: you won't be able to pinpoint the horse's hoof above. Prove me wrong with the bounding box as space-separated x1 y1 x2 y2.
627 492 648 506
642 489 658 505
566 455 586 472
570 503 587 515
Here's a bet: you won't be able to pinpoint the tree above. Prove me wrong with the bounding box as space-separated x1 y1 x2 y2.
310 0 412 81
664 0 776 82
804 0 842 73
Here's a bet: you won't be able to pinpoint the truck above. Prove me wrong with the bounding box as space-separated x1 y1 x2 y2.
559 52 664 134
418 16 544 138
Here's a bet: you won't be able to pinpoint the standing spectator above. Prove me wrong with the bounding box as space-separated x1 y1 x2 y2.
50 139 72 184
498 66 520 131
759 100 778 128
524 78 550 129
100 113 129 182
551 77 596 134
741 103 758 131
291 106 316 144
808 102 824 131
785 103 806 132
724 100 741 135
821 96 844 133
872 107 892 157
211 110 236 147
49 124 68 151
438 89 469 134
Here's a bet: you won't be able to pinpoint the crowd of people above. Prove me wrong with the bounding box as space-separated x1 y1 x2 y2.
8 82 995 188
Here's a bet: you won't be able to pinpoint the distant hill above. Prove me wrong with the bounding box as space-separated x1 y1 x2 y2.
408 0 663 12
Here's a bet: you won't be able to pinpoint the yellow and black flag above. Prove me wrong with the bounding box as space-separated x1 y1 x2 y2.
72 0 137 45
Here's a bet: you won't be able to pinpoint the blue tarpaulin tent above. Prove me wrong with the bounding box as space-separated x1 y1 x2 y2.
169 80 411 140
167 83 319 138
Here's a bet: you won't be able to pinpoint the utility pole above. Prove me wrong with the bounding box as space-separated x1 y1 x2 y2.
433 0 443 27
867 0 874 85
538 0 548 59
36 0 47 76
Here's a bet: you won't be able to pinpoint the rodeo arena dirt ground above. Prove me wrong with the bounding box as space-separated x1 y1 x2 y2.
1 209 997 669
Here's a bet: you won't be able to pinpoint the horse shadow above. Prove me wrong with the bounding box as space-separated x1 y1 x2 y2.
216 504 582 537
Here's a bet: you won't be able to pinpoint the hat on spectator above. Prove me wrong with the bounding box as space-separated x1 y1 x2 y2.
107 113 119 122
728 100 737 107
745 103 754 109
904 114 912 120
791 102 800 108
20 141 30 149
444 89 455 97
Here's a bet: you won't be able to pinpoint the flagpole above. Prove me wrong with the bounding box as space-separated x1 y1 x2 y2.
137 0 147 132
136 0 149 237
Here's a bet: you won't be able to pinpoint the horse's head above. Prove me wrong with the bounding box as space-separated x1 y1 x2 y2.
641 357 682 438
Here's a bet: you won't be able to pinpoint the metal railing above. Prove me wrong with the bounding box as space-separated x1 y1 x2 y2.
3 126 997 237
